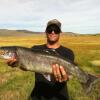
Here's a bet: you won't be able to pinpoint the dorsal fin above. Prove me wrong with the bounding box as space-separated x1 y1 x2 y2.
31 44 60 56
43 49 60 56
31 48 60 56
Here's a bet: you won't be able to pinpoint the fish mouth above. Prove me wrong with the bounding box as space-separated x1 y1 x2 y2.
0 50 14 59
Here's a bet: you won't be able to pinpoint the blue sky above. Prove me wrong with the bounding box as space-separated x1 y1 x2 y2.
0 0 100 34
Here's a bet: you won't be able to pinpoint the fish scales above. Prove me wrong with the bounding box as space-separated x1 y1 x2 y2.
0 46 100 94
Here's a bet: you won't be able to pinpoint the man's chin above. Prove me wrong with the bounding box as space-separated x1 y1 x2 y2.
48 40 58 45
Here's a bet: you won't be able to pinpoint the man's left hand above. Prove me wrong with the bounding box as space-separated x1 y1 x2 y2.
52 64 69 82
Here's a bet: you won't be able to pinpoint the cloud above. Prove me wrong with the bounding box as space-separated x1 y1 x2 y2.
0 0 100 33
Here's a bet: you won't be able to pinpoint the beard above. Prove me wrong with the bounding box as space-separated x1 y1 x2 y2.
47 38 59 45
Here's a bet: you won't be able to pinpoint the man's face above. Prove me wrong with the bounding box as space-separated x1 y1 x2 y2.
46 24 61 44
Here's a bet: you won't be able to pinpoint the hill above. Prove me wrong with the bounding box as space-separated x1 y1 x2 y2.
0 29 35 37
63 32 78 36
0 29 78 37
0 29 99 37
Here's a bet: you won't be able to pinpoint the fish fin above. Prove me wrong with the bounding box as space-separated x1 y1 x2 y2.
81 74 100 94
0 46 18 52
43 49 60 56
31 48 60 56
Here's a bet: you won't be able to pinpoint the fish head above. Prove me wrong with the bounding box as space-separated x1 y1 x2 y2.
0 50 14 60
0 46 17 60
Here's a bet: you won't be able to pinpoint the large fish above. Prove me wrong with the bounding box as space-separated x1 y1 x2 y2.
0 46 100 93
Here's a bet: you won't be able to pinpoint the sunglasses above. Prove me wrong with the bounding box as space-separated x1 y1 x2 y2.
46 25 61 34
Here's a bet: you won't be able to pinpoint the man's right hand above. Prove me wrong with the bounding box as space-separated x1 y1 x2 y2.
6 53 17 67
6 58 17 66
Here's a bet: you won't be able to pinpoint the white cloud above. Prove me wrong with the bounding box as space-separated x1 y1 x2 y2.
0 0 100 33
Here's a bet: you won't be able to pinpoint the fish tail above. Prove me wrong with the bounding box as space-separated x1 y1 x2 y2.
81 74 100 94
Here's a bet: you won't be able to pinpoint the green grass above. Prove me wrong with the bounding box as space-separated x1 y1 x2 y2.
0 34 100 100
0 59 34 100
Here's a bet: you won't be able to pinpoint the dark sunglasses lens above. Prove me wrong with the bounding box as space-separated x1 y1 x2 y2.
47 30 59 34
46 26 61 34
46 29 52 34
53 30 60 34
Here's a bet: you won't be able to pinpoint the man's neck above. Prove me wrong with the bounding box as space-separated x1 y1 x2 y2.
46 42 61 49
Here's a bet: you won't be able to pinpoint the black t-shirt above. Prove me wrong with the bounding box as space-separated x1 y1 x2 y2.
30 44 74 100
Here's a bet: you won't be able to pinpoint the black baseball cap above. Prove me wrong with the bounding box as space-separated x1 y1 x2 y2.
46 19 62 33
46 19 61 29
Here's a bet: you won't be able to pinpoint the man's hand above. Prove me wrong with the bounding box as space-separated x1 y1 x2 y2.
6 53 17 67
6 58 17 66
52 64 68 82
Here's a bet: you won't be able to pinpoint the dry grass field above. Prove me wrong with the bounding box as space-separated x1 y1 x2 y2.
0 34 100 100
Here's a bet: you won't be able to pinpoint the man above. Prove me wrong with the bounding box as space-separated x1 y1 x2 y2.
30 19 74 100
7 19 74 100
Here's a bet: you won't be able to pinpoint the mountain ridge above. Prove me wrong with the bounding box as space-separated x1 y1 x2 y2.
0 29 99 37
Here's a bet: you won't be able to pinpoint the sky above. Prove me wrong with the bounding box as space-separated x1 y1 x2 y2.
0 0 100 34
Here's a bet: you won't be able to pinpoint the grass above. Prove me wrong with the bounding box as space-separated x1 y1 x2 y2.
0 34 100 100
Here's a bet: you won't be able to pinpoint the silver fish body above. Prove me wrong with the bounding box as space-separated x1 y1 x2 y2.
17 47 88 82
0 46 100 93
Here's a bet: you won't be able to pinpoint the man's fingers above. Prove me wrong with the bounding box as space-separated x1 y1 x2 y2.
52 64 58 81
56 64 62 82
52 64 68 82
52 64 62 81
60 66 68 81
6 58 17 66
